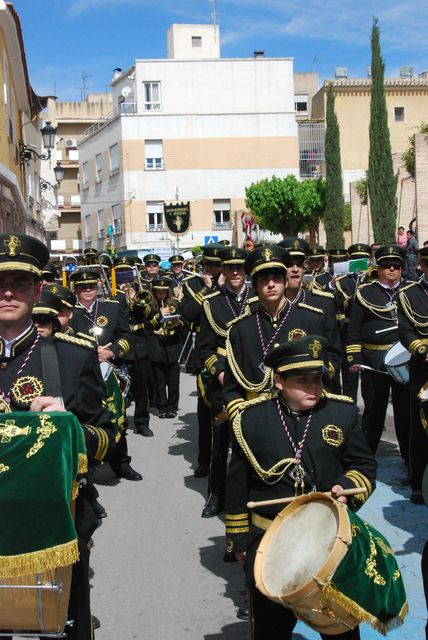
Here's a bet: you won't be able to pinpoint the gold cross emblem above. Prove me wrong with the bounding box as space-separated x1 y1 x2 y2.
263 248 272 261
293 240 300 250
4 235 21 257
309 339 322 359
388 246 393 254
0 419 31 443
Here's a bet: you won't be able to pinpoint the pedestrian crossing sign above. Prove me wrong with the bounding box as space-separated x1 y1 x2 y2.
204 235 218 245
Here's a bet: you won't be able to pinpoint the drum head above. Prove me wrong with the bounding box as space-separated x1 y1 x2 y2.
261 500 338 597
384 342 410 366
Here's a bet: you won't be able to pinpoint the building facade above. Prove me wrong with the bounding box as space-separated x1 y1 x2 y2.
78 24 300 256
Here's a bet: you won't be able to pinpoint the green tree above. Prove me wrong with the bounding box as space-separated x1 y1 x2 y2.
245 174 325 236
402 122 428 178
324 84 345 249
368 17 398 243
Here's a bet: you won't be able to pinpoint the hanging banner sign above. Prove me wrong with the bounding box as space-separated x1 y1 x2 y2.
163 202 190 235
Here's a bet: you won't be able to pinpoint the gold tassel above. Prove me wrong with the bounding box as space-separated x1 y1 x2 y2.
0 538 79 578
78 453 88 475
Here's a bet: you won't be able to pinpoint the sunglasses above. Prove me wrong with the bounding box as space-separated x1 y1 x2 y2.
380 262 402 270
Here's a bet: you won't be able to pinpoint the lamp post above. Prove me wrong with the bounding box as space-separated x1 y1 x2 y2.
39 162 65 191
19 121 57 163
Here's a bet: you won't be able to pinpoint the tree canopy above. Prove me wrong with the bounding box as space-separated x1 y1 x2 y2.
245 174 326 236
324 84 345 249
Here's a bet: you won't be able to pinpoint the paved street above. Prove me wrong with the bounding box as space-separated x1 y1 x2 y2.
91 372 427 639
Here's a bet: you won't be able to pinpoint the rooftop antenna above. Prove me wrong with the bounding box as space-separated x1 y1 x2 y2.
312 55 319 72
210 0 217 39
79 72 92 101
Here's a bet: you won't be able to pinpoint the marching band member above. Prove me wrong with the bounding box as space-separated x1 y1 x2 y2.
225 335 376 640
0 233 115 639
139 253 164 289
198 246 253 517
397 246 428 503
70 269 142 482
346 244 410 457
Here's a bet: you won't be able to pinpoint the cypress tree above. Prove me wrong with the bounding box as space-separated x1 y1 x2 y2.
324 84 345 249
368 18 397 243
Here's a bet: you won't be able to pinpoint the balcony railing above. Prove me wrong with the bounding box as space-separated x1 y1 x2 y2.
146 224 165 232
213 222 232 230
80 103 138 143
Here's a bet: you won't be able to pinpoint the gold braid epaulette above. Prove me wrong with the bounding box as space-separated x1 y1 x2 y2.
203 298 228 338
203 290 221 301
322 390 355 404
297 302 324 314
103 299 119 304
312 289 334 299
335 278 352 307
225 308 252 330
55 332 96 351
232 392 295 483
225 332 272 392
399 288 428 330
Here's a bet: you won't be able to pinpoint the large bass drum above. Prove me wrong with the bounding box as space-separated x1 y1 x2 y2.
254 493 407 635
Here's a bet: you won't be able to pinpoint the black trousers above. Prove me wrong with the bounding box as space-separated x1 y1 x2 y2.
152 361 180 412
360 369 410 456
207 384 229 499
252 587 360 640
109 430 131 473
130 356 151 430
408 359 428 491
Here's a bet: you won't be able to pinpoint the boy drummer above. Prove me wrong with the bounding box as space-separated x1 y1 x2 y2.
225 335 376 639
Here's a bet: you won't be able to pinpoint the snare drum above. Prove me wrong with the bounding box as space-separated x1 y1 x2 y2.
254 493 407 635
384 342 410 384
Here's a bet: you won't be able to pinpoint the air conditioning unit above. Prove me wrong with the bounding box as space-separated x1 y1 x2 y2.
65 138 77 148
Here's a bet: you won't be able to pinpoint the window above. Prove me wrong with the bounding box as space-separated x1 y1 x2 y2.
294 94 308 114
394 107 405 122
85 215 92 241
10 89 16 144
192 36 202 47
95 153 103 182
3 52 10 122
143 81 161 111
69 149 79 161
298 121 326 178
97 209 105 238
146 201 164 231
109 143 119 175
71 195 81 206
82 161 89 189
213 199 231 229
112 203 122 234
144 139 164 170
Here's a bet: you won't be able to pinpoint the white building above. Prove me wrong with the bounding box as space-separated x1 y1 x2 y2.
78 24 300 255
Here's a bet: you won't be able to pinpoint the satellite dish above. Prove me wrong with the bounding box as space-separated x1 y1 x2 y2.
121 86 133 98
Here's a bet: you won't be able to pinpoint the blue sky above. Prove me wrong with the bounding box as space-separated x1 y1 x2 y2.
12 0 428 102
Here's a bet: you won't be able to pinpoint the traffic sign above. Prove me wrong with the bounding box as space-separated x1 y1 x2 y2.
204 235 218 245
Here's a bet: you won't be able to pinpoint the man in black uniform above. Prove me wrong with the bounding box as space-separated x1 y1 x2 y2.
198 246 253 517
225 335 376 640
139 253 163 289
346 244 410 457
335 243 372 399
0 233 115 639
70 269 142 481
397 246 428 503
223 245 342 422
181 244 224 477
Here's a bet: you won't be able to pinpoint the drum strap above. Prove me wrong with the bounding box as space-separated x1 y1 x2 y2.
40 338 63 400
251 512 273 530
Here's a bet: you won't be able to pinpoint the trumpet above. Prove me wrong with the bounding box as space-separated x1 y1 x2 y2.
134 288 153 306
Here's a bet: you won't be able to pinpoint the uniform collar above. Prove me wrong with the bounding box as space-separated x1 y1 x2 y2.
0 323 38 358
258 298 289 321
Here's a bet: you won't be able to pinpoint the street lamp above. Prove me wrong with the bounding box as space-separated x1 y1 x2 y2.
20 121 57 163
39 162 64 191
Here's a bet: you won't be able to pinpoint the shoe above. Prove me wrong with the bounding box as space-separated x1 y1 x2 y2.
92 499 107 519
223 549 237 563
137 426 154 437
194 464 209 478
410 490 424 505
201 495 224 518
236 601 249 621
115 464 143 481
166 410 176 418
91 615 101 630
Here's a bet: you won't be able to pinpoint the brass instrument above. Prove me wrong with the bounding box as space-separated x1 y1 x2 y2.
134 288 153 306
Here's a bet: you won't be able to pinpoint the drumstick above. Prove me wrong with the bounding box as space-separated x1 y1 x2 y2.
375 326 398 334
247 487 367 509
359 364 389 375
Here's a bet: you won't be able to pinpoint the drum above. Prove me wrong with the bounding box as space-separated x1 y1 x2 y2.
384 342 410 384
0 566 72 635
254 493 407 635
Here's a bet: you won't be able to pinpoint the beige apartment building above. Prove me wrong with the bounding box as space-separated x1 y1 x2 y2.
43 93 112 260
78 24 310 257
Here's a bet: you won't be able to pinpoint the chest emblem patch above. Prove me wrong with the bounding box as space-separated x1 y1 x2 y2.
322 424 344 447
10 376 44 405
96 315 108 327
288 328 306 341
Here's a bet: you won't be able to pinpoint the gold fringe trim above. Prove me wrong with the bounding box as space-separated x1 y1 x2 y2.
0 538 79 578
323 583 408 636
78 453 88 475
71 480 79 501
